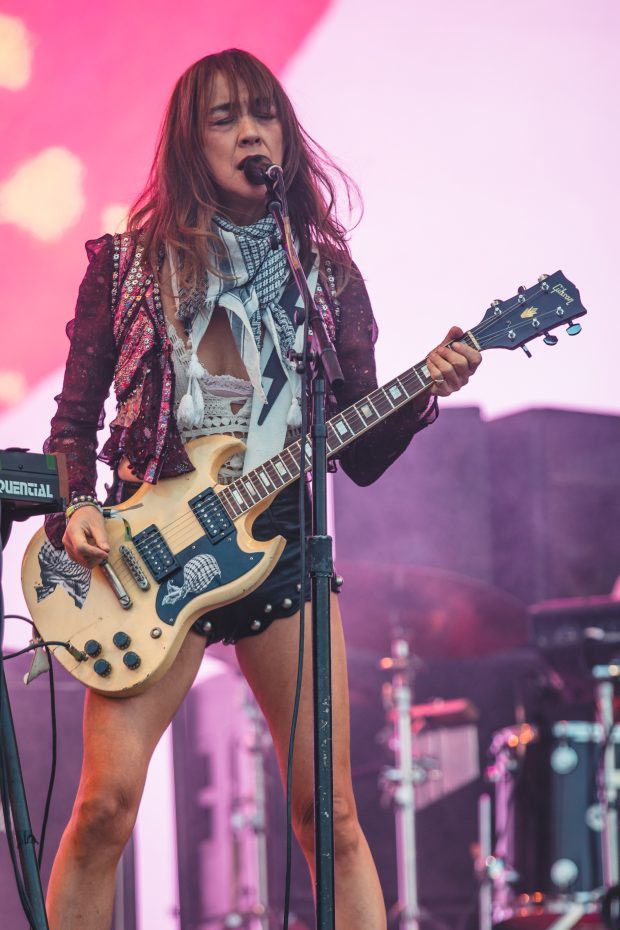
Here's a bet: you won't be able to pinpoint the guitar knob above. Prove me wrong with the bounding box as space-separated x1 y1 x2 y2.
84 639 102 658
93 658 112 677
113 631 131 650
543 333 559 346
123 651 141 671
566 321 582 336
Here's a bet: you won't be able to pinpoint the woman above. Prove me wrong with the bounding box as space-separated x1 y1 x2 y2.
43 49 481 930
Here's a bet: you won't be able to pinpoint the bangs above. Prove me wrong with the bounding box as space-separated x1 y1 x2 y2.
205 50 283 117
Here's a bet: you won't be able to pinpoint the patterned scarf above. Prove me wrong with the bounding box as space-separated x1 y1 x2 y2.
172 214 318 471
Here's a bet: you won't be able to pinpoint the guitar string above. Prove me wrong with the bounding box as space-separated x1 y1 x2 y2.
106 287 578 585
106 283 580 583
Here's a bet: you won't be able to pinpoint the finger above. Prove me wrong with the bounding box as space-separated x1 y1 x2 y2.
440 325 465 345
431 345 473 384
427 350 462 391
87 524 110 554
426 358 452 396
450 340 482 373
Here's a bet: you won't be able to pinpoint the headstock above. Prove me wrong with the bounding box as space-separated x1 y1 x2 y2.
471 272 587 355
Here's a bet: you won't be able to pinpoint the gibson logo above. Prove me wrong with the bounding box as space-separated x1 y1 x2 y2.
520 306 538 319
0 479 54 499
551 283 574 305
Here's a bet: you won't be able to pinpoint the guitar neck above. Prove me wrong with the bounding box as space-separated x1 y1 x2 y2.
217 332 480 521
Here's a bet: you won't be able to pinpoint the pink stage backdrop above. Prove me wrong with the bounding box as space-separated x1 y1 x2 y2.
0 2 617 927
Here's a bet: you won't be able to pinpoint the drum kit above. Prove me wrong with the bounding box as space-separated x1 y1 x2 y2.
206 563 620 930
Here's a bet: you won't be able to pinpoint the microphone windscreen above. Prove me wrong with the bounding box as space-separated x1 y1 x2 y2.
242 154 272 186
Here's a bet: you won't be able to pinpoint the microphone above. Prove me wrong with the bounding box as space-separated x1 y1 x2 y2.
242 154 281 186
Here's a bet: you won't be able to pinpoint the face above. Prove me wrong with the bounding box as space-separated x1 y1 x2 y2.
203 71 284 226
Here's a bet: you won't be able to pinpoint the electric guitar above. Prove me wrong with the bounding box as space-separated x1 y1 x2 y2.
21 271 587 696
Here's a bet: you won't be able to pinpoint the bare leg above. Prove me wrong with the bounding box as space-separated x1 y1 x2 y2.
235 595 386 930
46 631 206 930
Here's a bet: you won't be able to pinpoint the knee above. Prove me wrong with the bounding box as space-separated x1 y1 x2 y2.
69 784 137 859
294 793 361 863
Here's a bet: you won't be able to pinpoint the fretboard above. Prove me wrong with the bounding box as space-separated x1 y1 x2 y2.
216 332 478 522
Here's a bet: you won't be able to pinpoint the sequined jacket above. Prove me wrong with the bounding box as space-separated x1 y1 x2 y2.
44 233 436 547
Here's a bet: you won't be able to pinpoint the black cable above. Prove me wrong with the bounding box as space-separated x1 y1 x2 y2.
3 612 60 864
37 645 57 869
282 309 311 930
2 642 72 661
4 613 35 625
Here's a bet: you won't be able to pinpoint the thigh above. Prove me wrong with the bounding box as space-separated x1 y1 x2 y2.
234 594 355 806
77 630 206 800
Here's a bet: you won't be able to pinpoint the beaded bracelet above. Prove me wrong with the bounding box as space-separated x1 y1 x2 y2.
65 496 103 522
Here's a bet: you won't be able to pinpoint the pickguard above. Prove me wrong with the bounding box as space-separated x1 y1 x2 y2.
154 530 264 625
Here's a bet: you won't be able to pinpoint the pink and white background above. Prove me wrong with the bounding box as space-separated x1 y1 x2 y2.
0 2 617 926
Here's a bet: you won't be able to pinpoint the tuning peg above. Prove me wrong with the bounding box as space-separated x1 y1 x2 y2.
543 333 558 346
491 299 501 316
538 274 550 291
566 321 582 336
518 286 527 303
521 345 532 358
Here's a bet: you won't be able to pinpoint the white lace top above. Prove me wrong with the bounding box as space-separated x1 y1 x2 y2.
168 323 253 481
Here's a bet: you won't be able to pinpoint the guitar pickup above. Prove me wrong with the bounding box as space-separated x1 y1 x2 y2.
133 525 179 582
189 488 234 543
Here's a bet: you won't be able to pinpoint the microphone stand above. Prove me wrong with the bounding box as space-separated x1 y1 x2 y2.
262 165 344 930
0 502 50 930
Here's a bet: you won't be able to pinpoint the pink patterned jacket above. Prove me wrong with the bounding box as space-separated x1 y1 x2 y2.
44 233 435 546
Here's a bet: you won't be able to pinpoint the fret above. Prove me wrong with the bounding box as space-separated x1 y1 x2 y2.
230 486 246 510
331 415 355 442
263 459 285 488
281 445 301 478
233 481 254 509
304 440 312 470
354 397 380 426
274 455 292 480
369 390 392 417
255 467 276 493
218 488 240 519
413 365 429 389
344 408 364 433
326 426 338 455
384 378 408 406
243 477 260 500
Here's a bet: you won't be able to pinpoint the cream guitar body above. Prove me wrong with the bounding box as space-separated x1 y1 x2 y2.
21 435 284 697
21 271 587 697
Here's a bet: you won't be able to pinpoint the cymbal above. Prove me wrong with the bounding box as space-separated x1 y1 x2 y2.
337 561 528 660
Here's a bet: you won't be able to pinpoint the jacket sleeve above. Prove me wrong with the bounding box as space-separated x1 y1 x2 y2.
333 262 437 486
43 235 117 546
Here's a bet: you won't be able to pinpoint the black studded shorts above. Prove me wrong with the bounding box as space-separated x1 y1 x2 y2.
191 480 312 645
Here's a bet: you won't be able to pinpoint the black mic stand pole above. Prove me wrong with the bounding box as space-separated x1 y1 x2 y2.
263 167 344 930
0 503 50 930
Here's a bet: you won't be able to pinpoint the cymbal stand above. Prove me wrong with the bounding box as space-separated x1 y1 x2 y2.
380 636 433 930
223 687 271 930
593 664 620 890
475 793 493 930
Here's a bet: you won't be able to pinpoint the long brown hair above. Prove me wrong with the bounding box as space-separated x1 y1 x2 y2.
127 49 360 290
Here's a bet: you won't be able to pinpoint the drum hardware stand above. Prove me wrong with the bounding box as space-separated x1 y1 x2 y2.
593 664 620 891
475 793 494 930
380 635 442 930
218 687 272 930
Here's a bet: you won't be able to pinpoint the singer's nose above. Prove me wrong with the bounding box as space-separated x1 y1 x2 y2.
239 114 261 147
